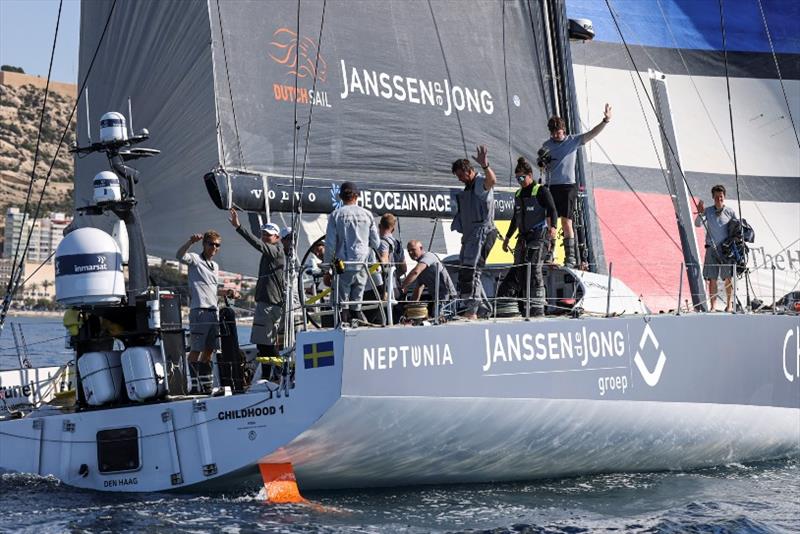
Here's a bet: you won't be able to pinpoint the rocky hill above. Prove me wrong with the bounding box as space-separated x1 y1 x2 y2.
0 82 76 253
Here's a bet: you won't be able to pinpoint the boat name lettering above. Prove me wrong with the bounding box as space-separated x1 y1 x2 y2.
339 59 494 116
358 190 452 214
0 381 36 399
598 374 628 396
482 327 625 373
782 326 799 383
363 344 454 371
218 405 283 421
104 477 138 487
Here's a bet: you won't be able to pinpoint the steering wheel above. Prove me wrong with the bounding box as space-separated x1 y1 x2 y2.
297 235 326 328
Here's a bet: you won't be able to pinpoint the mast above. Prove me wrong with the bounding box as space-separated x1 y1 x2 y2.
648 70 707 311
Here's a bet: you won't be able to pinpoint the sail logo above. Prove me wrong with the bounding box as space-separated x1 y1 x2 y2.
268 28 332 108
782 327 799 382
482 327 625 373
633 323 666 387
339 60 494 116
330 183 343 209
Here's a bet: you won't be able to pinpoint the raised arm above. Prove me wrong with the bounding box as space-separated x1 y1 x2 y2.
473 144 496 190
176 234 202 262
581 103 612 145
229 208 274 255
694 199 706 227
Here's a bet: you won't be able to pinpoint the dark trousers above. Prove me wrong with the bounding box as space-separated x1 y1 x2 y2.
498 235 547 316
458 227 497 316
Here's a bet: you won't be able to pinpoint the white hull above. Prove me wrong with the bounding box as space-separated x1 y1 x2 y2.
272 397 799 490
0 359 340 492
2 313 798 492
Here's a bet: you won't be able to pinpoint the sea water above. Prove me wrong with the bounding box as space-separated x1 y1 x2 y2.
1 316 798 533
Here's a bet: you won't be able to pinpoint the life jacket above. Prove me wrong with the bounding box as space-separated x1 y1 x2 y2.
514 184 547 236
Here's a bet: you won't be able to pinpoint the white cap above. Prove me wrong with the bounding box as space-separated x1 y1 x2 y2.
280 227 292 239
260 222 280 235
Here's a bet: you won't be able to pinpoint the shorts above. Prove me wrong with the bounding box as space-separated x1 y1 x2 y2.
549 184 577 218
189 308 219 352
251 302 283 345
703 246 734 280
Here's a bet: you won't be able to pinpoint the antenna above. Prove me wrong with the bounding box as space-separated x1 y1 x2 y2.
84 87 92 143
127 96 134 137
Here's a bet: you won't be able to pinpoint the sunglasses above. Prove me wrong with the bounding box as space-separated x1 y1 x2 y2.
205 242 221 248
515 175 527 183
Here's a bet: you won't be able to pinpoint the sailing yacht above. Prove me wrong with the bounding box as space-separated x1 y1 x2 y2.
0 0 797 493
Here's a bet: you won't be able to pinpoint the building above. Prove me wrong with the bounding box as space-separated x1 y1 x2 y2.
3 207 72 263
0 259 55 300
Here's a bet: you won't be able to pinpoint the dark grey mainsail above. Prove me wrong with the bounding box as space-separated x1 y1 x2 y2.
76 0 563 276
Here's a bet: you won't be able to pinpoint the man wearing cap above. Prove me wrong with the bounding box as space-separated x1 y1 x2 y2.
324 181 380 324
229 209 285 368
451 144 497 320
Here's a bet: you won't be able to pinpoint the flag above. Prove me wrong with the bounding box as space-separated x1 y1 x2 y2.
303 341 335 369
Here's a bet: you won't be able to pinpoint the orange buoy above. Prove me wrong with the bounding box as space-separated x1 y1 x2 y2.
258 463 305 503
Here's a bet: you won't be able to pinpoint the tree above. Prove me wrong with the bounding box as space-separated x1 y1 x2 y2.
41 279 51 298
1 65 25 74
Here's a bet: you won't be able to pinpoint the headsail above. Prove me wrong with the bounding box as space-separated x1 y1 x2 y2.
568 0 800 311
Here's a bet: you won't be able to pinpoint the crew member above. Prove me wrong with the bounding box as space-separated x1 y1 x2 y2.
501 157 558 317
176 230 229 394
323 182 380 324
377 213 407 298
451 145 497 319
228 209 285 376
539 103 612 267
694 184 739 312
401 240 457 307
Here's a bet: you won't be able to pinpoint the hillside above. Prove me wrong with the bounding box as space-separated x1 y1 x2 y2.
0 81 76 253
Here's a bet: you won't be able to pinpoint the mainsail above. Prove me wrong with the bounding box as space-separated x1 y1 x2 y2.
75 0 559 276
567 0 800 311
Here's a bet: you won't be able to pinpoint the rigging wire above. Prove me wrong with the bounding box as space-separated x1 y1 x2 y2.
214 0 246 168
653 0 783 254
526 1 552 115
289 0 302 229
1 0 118 327
601 0 744 281
755 0 800 149
1 0 63 334
718 0 757 306
426 0 468 159
501 0 513 185
717 0 743 221
295 0 328 231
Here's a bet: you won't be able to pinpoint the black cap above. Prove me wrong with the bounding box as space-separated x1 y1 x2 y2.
340 181 359 197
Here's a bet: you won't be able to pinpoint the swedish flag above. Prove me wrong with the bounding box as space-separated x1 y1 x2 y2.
303 341 335 369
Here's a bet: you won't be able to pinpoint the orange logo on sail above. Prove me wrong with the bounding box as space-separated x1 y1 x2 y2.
268 28 328 82
269 28 332 108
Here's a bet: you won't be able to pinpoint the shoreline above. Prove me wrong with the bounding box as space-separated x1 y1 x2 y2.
6 310 64 319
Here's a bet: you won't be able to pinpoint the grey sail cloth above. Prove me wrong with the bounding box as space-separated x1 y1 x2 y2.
75 0 554 278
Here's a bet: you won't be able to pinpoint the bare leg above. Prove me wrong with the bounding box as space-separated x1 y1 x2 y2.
724 277 733 312
560 216 574 239
708 279 718 311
